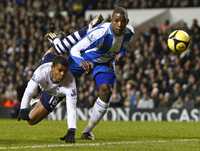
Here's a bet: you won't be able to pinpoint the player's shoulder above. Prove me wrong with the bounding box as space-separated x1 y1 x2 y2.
125 24 135 36
33 63 52 81
122 25 135 42
87 23 111 41
99 22 111 29
91 22 111 34
101 22 113 34
35 62 52 73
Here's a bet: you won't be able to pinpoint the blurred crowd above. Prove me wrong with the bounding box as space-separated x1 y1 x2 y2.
0 0 200 110
0 0 89 107
114 19 200 110
91 0 200 9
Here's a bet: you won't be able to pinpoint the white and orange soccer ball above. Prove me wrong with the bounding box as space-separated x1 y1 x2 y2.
167 30 191 55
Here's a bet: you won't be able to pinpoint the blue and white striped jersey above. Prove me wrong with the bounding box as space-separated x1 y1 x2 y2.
52 26 89 55
70 23 134 65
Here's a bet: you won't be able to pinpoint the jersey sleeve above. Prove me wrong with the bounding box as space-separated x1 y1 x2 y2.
20 66 44 109
52 27 88 55
20 79 39 109
70 27 106 65
31 68 43 84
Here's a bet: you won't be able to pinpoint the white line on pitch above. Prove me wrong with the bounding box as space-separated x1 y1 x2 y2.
0 139 199 150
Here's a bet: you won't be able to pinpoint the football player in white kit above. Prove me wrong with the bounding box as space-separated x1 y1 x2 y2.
17 15 104 143
18 55 77 143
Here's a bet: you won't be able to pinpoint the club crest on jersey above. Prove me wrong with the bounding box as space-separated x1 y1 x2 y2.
87 33 95 42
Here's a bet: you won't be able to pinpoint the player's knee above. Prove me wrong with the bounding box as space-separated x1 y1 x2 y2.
28 119 36 126
98 84 112 103
27 117 38 126
27 114 40 126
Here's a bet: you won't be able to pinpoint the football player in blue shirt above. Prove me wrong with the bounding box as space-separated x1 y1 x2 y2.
63 7 134 140
44 6 134 141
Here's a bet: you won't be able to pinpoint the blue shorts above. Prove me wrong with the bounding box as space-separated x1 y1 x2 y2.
40 91 64 112
68 56 116 87
94 72 116 88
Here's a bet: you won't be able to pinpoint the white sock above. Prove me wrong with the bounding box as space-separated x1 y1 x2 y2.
84 97 109 133
66 93 77 129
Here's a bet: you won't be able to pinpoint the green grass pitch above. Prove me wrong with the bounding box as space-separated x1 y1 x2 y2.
0 119 200 151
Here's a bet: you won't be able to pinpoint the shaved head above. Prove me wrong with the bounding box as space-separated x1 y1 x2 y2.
112 7 128 22
111 7 129 36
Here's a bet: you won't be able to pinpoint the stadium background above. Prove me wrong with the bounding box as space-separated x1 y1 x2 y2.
0 0 200 121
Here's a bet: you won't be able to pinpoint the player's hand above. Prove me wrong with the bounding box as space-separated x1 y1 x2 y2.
80 61 93 73
17 109 30 121
45 32 65 43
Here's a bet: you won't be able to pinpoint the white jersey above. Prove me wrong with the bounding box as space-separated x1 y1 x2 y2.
20 62 76 109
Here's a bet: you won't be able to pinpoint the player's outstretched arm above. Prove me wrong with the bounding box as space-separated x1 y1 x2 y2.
18 79 39 121
45 15 104 55
70 26 106 73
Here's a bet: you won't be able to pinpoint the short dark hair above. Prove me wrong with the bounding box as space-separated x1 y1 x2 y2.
52 55 68 67
112 6 128 20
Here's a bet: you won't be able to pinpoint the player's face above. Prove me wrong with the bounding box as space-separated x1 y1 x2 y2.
111 13 127 36
51 64 67 83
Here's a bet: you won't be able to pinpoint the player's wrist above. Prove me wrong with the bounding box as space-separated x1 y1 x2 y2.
18 108 30 121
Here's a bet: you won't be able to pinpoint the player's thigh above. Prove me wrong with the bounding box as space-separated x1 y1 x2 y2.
94 72 116 88
28 101 49 125
92 64 115 87
94 72 116 102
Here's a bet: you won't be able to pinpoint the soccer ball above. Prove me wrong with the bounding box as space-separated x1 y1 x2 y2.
167 30 191 54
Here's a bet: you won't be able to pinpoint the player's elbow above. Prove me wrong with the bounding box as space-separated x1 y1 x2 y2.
70 46 79 57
